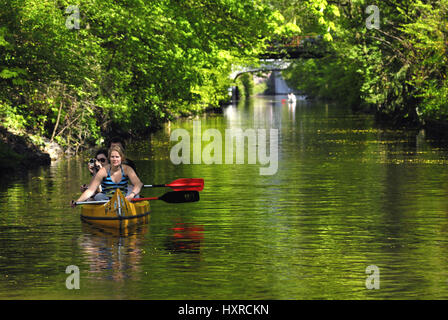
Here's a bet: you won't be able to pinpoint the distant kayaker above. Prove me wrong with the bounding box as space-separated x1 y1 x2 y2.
288 92 296 103
72 145 143 207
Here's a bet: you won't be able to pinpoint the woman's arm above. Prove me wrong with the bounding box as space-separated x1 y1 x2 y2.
74 168 106 203
124 165 143 200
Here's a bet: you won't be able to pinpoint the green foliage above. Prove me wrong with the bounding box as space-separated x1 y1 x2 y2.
275 0 448 126
0 0 289 151
0 104 27 131
398 0 448 121
238 73 254 98
283 54 363 108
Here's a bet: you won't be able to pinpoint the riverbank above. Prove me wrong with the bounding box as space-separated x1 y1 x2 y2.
0 99 229 177
280 62 448 139
0 126 61 176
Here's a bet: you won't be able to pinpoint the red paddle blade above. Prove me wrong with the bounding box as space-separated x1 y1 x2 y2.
167 178 204 191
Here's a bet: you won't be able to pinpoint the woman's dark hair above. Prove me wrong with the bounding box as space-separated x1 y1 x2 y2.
95 149 108 158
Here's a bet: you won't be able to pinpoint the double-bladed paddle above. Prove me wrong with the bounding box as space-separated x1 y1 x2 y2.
74 190 200 206
144 178 204 192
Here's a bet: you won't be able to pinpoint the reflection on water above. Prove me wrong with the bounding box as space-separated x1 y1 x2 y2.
165 222 204 254
79 222 148 282
2 95 448 299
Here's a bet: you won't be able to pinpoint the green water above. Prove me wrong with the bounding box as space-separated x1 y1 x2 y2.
2 96 448 299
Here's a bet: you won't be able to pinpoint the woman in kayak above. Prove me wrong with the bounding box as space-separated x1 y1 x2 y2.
72 145 143 206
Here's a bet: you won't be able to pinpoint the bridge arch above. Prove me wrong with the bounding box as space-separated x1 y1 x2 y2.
230 59 292 81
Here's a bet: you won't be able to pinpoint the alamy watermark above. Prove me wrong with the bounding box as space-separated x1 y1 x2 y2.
365 265 380 289
170 121 278 175
65 5 80 30
365 5 380 30
66 265 80 289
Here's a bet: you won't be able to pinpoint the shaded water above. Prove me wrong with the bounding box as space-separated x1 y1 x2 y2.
2 96 448 299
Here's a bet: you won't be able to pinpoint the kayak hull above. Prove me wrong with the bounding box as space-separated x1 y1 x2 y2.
80 189 150 230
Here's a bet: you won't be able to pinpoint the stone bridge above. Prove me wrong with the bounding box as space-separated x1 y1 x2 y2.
230 59 292 80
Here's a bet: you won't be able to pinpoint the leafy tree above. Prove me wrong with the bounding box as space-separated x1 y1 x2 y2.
0 0 291 151
277 0 448 127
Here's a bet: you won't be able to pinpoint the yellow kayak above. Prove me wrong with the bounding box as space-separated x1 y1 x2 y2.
80 188 150 230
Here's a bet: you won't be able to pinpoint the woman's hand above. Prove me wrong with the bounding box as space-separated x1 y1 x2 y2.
88 162 96 175
88 159 102 175
125 192 136 201
70 200 76 208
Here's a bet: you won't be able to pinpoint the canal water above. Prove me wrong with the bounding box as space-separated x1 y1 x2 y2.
2 96 448 299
